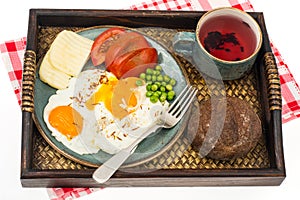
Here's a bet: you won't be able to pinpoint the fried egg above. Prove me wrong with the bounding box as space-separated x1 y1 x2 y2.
44 69 168 155
93 85 168 154
43 69 115 154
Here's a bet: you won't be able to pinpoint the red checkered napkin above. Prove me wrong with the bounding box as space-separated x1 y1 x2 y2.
47 188 103 200
0 37 26 106
271 43 300 123
1 0 299 199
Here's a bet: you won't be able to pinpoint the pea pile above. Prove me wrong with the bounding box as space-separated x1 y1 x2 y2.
137 65 176 103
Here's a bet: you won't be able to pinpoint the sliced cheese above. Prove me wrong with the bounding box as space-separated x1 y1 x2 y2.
39 53 72 90
39 30 94 89
48 30 93 77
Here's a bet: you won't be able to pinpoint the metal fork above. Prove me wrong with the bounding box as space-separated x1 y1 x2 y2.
92 85 198 183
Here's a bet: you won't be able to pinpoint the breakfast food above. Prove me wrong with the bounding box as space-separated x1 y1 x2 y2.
188 96 262 160
43 69 169 155
91 28 158 79
138 65 177 103
39 30 93 89
90 27 126 66
39 53 72 89
40 27 179 156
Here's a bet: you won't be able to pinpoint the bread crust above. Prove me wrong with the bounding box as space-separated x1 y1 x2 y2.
188 96 262 160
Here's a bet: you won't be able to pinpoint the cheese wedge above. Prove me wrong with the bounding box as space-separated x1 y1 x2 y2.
39 53 72 90
48 30 93 77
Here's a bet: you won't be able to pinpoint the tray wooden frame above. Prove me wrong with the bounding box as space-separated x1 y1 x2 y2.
21 9 285 187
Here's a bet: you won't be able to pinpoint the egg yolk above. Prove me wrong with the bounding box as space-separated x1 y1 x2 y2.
85 78 118 113
85 76 140 119
111 77 141 119
128 92 137 109
48 105 83 140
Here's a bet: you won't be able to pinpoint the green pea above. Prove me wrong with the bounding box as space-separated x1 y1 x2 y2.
166 84 173 91
161 81 167 86
146 68 153 75
161 91 167 98
139 73 146 80
168 90 175 97
151 84 158 91
146 84 152 91
136 79 144 86
160 86 166 92
155 91 162 96
169 78 176 86
159 95 166 102
153 70 159 76
146 81 153 85
146 91 153 97
157 75 163 82
167 95 174 101
163 75 171 83
151 75 157 82
161 91 167 97
155 65 162 71
152 93 159 98
154 82 161 87
150 95 158 103
146 74 152 81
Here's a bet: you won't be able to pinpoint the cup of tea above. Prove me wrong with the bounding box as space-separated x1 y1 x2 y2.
173 7 262 80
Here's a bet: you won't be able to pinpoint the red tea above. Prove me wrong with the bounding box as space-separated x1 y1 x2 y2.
199 15 257 61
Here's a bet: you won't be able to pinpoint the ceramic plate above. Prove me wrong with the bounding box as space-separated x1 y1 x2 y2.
33 26 188 168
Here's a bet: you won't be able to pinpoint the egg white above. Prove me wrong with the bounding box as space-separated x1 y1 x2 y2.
43 69 114 155
93 87 169 154
44 69 169 155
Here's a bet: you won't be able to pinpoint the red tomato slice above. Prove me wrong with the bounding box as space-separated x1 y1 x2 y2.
90 27 125 66
107 47 158 79
105 32 151 67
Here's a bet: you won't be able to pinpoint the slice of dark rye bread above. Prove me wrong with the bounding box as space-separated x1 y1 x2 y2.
187 96 262 160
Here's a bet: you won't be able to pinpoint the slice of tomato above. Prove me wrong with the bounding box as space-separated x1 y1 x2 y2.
105 31 151 67
107 47 158 79
90 27 125 66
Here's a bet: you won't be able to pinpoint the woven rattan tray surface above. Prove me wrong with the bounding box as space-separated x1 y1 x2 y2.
21 9 285 187
32 26 269 170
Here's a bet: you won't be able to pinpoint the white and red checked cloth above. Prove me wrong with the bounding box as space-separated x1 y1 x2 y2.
1 0 300 199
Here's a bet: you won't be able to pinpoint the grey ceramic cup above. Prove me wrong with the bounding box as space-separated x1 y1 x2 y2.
173 7 262 80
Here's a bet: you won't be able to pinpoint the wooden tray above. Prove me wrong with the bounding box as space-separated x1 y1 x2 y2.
21 9 285 187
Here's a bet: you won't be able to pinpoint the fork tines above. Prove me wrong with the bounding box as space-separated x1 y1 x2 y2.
168 85 198 118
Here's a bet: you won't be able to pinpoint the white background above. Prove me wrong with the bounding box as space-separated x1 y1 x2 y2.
0 0 299 199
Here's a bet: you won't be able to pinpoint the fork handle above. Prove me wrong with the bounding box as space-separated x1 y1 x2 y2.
93 125 160 184
92 148 134 184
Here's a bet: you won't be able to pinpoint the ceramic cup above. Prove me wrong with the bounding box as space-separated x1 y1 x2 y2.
173 7 262 80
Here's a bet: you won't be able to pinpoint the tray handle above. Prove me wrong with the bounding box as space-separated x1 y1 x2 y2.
264 52 282 111
22 50 36 113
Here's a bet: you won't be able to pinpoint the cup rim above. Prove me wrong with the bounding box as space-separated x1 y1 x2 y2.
195 7 263 64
